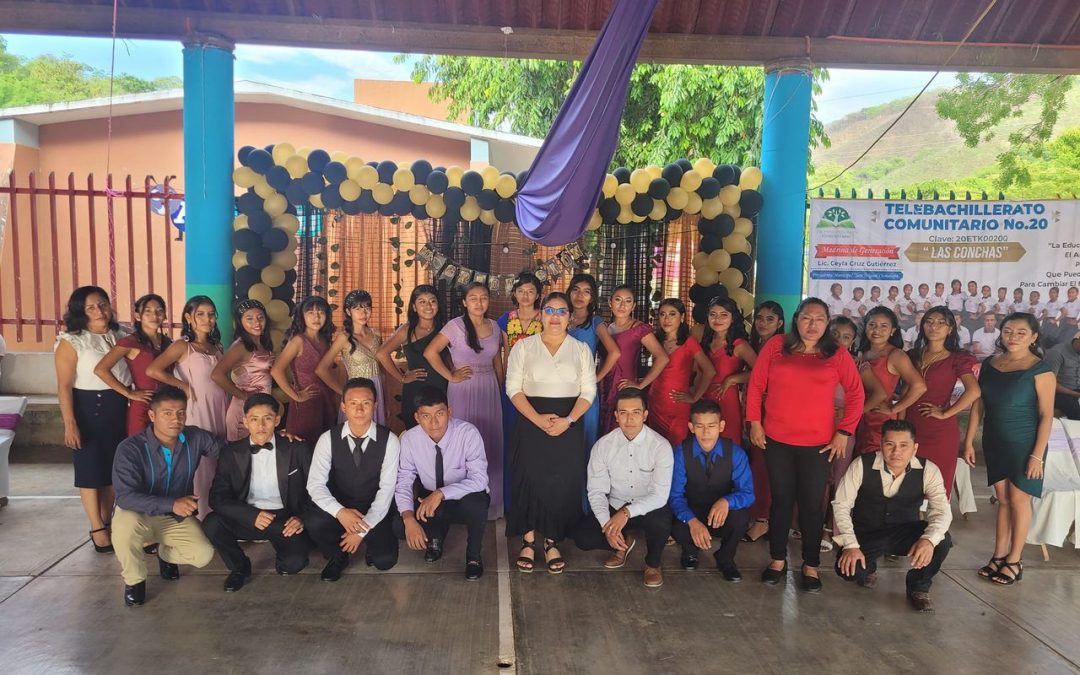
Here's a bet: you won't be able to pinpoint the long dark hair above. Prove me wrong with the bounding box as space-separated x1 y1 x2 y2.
63 285 119 334
133 293 172 353
234 299 272 352
342 289 373 354
180 295 221 345
654 297 690 346
857 306 903 353
783 297 838 358
997 312 1043 357
510 273 542 310
700 297 749 356
460 282 489 354
286 295 334 346
911 306 962 356
406 284 443 343
829 316 859 355
749 300 786 352
568 273 599 328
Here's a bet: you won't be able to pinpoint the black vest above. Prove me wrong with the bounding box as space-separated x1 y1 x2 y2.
327 424 390 512
851 453 924 534
681 437 734 511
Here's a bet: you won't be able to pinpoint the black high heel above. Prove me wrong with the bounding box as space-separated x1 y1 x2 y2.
543 538 566 575
978 556 1006 579
89 527 113 554
990 560 1023 586
516 536 536 573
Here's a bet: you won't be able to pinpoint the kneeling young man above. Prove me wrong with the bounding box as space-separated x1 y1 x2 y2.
669 399 755 581
832 419 953 612
203 393 314 592
573 388 673 588
395 386 490 580
111 386 224 606
305 377 401 581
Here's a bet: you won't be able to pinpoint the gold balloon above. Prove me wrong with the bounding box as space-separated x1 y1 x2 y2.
273 213 300 234
629 168 651 193
723 203 742 219
723 235 749 254
614 182 636 206
602 174 618 199
426 194 447 218
233 166 257 188
719 267 744 289
285 155 308 179
695 267 719 286
734 217 754 236
296 147 311 159
248 283 273 305
739 166 763 190
330 150 348 163
263 193 287 217
232 251 248 269
346 156 367 179
479 209 497 225
351 165 376 190
284 235 298 253
253 176 276 199
708 249 731 272
645 164 662 180
269 330 286 352
271 143 296 166
460 197 481 221
719 184 741 207
233 214 248 231
338 179 362 202
684 192 703 215
400 161 412 171
692 251 709 270
309 193 324 209
266 299 290 323
693 157 716 177
617 204 633 224
372 183 394 205
649 199 667 221
392 168 415 191
446 165 464 188
271 250 297 269
495 174 517 199
666 187 689 210
261 264 286 287
632 212 647 223
700 197 723 219
481 166 500 190
680 170 703 192
587 209 602 231
409 185 430 205
731 288 755 315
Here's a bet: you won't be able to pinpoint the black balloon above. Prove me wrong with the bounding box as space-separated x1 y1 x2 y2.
697 218 720 237
494 199 516 223
665 206 683 221
341 199 361 215
285 180 308 206
688 284 711 305
738 189 763 217
235 265 261 290
247 149 273 174
301 172 325 196
376 160 398 184
286 204 297 216
426 170 449 194
236 192 262 215
262 228 289 252
661 163 683 186
412 203 429 220
442 212 461 228
411 159 433 184
266 165 291 192
322 161 347 184
237 145 256 166
233 228 261 252
378 202 395 217
613 167 631 184
284 269 298 285
443 187 466 209
717 214 736 237
320 185 343 209
704 284 729 303
599 198 620 222
713 164 738 186
272 284 294 301
647 178 671 200
460 171 483 196
247 247 272 269
247 210 272 233
357 190 378 214
631 193 653 217
516 170 529 186
477 189 498 210
307 149 331 172
698 177 721 199
264 144 275 153
691 304 708 324
675 158 693 172
699 234 722 253
367 160 379 168
730 252 754 273
391 191 413 215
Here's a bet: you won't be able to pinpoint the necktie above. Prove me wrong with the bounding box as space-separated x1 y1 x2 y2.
704 454 714 479
351 436 363 468
434 443 445 489
249 441 272 454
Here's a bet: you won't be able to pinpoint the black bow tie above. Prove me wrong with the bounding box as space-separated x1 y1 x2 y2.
250 441 273 454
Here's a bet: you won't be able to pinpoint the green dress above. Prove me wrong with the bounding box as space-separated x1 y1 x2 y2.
978 359 1053 497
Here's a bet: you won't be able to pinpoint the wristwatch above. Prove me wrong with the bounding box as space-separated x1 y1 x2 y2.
565 415 577 427
836 429 852 437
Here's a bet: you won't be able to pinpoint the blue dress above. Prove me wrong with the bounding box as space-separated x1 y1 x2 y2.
568 315 603 454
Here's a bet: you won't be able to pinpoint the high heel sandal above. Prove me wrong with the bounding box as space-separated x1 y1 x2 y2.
978 556 1006 579
516 536 536 573
990 560 1023 586
89 527 113 554
543 538 566 575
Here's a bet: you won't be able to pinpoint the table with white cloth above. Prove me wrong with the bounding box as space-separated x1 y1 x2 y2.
0 396 29 504
1027 418 1080 552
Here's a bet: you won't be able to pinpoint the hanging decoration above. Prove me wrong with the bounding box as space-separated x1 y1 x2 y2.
412 242 585 293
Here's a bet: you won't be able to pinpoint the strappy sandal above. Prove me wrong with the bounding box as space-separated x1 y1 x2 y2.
990 560 1023 586
89 527 113 554
516 536 536 573
978 556 1006 579
543 538 566 575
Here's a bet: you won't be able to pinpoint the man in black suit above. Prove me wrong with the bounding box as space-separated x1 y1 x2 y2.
203 393 314 592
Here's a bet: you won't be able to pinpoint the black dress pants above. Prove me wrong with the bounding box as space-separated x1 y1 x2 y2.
202 509 313 574
393 491 490 561
764 437 832 567
1055 393 1080 421
670 505 750 569
304 506 399 571
573 505 673 568
834 521 952 593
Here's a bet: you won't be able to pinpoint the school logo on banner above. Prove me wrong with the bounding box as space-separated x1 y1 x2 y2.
816 206 855 229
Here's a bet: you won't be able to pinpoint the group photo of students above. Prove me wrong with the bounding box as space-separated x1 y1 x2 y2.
55 271 1065 612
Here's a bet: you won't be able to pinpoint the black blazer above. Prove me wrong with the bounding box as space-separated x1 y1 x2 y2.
209 434 313 526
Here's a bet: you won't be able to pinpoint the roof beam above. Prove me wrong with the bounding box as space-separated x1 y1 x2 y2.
2 1 1079 73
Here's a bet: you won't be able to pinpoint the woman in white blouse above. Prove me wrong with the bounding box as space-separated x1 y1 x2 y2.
505 291 596 574
54 286 132 553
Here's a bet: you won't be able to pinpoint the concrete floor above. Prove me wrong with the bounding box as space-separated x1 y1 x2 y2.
2 463 1079 674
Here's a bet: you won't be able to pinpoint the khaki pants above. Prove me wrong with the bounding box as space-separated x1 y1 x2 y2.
112 506 215 585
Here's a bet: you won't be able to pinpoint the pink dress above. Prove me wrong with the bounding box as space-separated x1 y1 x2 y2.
224 343 275 442
855 354 900 455
705 337 749 443
285 333 339 443
601 322 653 435
173 341 229 518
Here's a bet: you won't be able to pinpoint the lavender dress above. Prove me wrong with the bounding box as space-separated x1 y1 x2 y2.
438 316 504 517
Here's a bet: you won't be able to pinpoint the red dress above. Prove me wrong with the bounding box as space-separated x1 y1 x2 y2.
647 336 703 446
285 333 339 441
116 334 165 437
705 338 749 443
906 349 977 498
855 354 900 455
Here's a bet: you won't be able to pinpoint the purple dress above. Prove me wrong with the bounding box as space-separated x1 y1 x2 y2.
439 316 504 517
601 322 653 435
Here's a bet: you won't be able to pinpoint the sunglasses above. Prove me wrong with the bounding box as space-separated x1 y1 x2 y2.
543 307 570 317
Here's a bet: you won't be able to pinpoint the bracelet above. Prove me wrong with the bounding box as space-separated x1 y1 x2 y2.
1029 454 1044 464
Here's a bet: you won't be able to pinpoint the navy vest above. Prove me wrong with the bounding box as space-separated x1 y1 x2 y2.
327 424 390 512
681 437 734 511
851 453 923 534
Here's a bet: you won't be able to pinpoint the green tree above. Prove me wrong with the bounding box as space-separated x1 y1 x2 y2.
406 55 829 169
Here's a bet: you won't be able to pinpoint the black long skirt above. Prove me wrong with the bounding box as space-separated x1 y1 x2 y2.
72 388 128 488
505 396 585 541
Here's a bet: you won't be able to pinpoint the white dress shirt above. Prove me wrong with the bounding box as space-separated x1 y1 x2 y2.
928 293 947 308
586 426 674 526
247 436 284 510
826 296 846 317
1026 302 1046 320
914 294 932 311
831 452 952 550
946 293 966 311
1064 299 1080 320
307 422 401 529
964 295 983 315
956 325 972 348
897 296 915 318
844 299 866 317
1043 300 1063 322
902 326 920 348
505 333 597 402
970 328 1000 360
1009 301 1028 314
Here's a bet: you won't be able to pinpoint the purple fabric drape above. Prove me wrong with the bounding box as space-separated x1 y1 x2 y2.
515 0 659 245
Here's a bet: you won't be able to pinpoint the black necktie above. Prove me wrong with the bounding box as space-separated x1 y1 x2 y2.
249 441 272 454
434 443 445 489
704 454 714 479
351 436 363 468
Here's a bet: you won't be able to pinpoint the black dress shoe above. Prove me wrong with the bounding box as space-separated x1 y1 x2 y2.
720 566 743 583
320 555 349 582
680 550 699 571
760 562 787 585
801 567 823 593
158 556 180 581
224 565 251 593
465 560 483 580
143 543 158 555
424 538 444 563
124 581 146 606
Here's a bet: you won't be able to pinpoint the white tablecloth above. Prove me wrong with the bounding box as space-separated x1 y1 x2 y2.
0 396 28 500
1028 418 1080 548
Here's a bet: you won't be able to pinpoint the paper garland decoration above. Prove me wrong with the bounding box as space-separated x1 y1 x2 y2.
413 242 585 293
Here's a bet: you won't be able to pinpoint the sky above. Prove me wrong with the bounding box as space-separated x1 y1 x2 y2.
1 33 955 124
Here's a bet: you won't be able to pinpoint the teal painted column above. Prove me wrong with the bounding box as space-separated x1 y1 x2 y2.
757 59 812 321
183 34 235 343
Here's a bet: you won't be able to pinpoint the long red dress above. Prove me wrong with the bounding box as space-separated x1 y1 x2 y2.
705 337 749 444
647 336 703 446
855 353 900 455
116 333 165 437
906 349 977 498
601 322 653 435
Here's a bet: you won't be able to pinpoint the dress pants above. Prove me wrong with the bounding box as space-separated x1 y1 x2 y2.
202 509 313 574
764 437 832 567
1055 393 1080 421
393 491 490 561
670 505 750 568
833 521 952 593
304 506 399 571
573 505 673 568
112 506 215 585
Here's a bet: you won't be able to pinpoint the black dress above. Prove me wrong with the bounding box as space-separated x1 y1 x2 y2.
400 331 449 428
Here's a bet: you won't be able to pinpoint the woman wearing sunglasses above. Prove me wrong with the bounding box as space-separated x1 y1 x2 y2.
505 292 597 574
